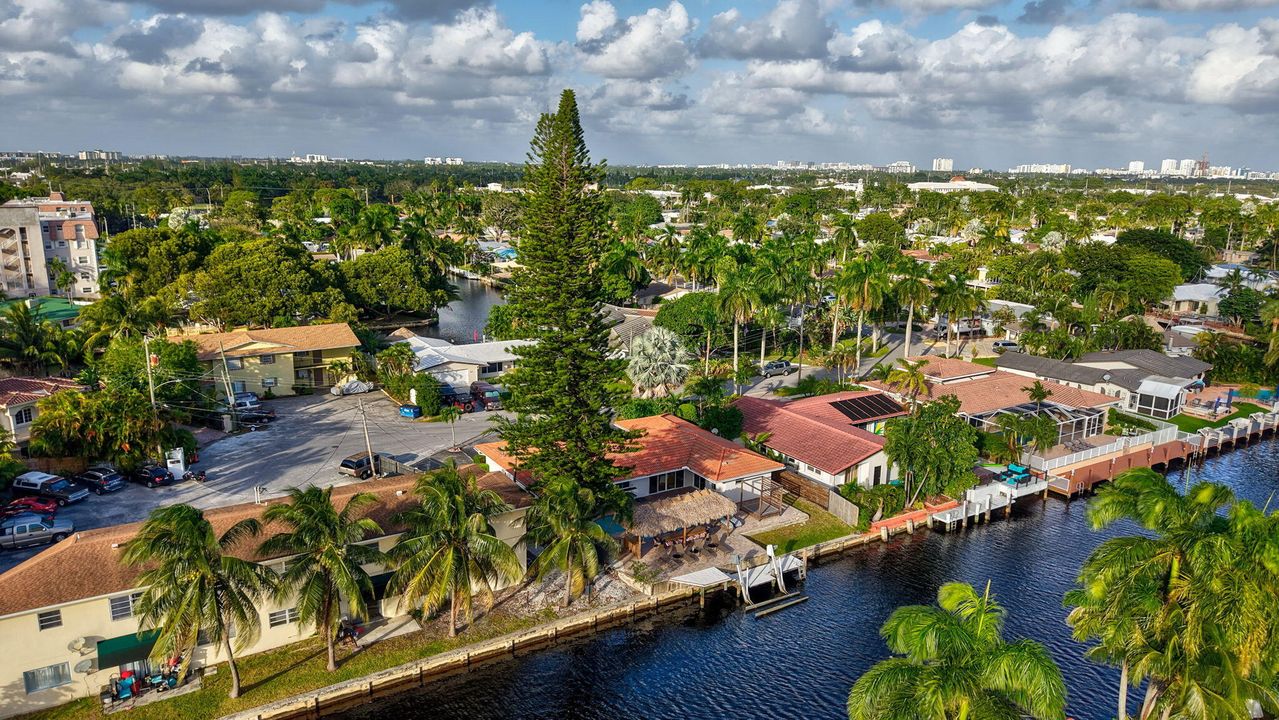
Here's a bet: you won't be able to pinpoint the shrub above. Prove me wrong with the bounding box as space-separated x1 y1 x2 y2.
291 385 313 395
838 483 906 531
699 405 743 440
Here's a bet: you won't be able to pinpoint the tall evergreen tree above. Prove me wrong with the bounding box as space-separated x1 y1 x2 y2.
498 90 634 518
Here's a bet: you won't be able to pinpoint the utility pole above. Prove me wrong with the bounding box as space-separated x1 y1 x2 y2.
357 399 377 477
218 342 238 431
143 335 163 458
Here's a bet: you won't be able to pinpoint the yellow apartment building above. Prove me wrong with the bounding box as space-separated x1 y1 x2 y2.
174 323 362 398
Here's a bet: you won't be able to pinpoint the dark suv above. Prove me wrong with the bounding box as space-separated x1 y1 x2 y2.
130 462 176 488
440 388 475 413
73 465 127 495
11 472 91 506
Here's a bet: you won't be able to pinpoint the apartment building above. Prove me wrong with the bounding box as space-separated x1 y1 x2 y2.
172 323 362 398
0 193 101 299
0 471 533 718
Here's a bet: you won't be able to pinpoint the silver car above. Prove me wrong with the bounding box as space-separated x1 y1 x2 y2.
0 512 75 550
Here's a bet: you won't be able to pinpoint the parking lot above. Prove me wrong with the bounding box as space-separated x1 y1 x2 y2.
1 392 503 572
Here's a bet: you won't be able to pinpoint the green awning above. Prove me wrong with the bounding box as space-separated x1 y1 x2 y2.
97 630 161 668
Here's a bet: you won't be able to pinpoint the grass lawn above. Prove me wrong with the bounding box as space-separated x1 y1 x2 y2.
747 497 853 554
17 609 556 720
1169 402 1266 433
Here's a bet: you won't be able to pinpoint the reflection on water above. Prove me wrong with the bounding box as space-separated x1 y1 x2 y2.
341 438 1278 720
427 277 505 344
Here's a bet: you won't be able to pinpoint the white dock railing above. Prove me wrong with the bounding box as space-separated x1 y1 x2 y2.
1022 422 1181 473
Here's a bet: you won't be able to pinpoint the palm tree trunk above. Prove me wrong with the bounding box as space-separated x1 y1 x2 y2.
703 332 711 375
325 599 337 672
1118 660 1129 720
759 325 767 370
222 633 242 698
449 589 458 637
904 303 915 359
1139 684 1158 719
563 547 573 608
797 318 804 381
854 310 865 379
830 299 841 350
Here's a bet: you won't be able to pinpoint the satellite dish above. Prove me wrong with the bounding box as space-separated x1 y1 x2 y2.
73 659 95 675
69 637 89 654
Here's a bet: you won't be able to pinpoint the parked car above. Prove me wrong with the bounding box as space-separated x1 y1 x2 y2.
470 381 503 411
233 391 260 405
338 452 381 479
761 360 796 378
10 471 90 506
2 497 59 518
239 406 277 428
72 465 127 495
0 512 75 550
130 462 176 488
992 340 1021 353
440 388 475 413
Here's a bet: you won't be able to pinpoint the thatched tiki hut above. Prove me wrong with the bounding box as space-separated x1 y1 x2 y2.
624 489 737 557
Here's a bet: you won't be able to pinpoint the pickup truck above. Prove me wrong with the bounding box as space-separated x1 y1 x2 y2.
470 381 503 411
11 472 90 506
0 512 75 550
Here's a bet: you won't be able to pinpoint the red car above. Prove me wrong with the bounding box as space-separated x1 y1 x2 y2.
3 496 58 517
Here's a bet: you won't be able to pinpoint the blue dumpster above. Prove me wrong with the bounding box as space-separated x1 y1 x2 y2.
399 404 422 419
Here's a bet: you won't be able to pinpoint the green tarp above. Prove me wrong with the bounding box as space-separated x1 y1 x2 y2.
96 630 160 668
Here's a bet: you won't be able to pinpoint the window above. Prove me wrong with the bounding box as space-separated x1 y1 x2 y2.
80 287 92 294
23 663 70 694
231 381 246 394
79 273 90 280
646 470 685 495
75 225 85 240
268 607 300 627
483 362 503 374
109 592 142 621
57 241 66 248
262 377 278 388
77 256 89 264
225 358 243 370
873 465 883 486
14 407 33 425
17 227 26 241
259 354 275 364
36 610 62 631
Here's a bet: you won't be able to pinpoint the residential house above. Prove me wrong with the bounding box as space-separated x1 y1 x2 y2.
735 390 907 489
388 329 534 389
174 323 361 398
996 349 1209 420
866 356 1120 445
476 413 783 502
1165 283 1225 317
603 304 655 353
0 472 532 718
0 297 82 329
0 377 86 447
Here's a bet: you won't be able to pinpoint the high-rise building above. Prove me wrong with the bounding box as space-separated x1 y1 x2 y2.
1160 159 1178 175
0 192 101 299
76 150 121 161
1011 163 1071 174
885 161 916 174
1179 158 1197 176
1127 160 1144 173
932 158 954 172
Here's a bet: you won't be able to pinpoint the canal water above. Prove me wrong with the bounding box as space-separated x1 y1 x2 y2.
426 277 505 344
342 440 1278 720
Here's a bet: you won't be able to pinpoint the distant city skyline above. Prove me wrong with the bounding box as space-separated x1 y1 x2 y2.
3 0 1279 170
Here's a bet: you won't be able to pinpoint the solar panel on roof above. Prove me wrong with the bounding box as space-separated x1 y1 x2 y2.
830 394 905 423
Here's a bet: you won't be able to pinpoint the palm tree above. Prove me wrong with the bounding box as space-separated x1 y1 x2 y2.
258 486 385 672
122 505 275 699
527 484 616 607
1022 380 1053 410
387 464 523 637
627 326 692 398
886 358 929 408
0 302 59 374
847 581 1067 720
831 214 858 265
439 404 463 449
824 340 859 384
348 204 399 255
932 273 984 357
838 258 891 378
718 276 756 394
755 304 786 369
893 258 932 358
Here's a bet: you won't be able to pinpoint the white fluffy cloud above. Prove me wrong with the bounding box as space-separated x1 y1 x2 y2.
575 1 696 79
697 0 833 60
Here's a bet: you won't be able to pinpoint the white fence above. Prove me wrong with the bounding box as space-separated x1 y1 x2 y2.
1023 422 1181 473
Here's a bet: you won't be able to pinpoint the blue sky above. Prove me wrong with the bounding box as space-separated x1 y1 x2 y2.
5 0 1279 169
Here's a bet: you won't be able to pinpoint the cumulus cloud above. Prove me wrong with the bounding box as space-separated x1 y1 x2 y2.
0 0 128 51
115 0 484 19
1018 0 1072 24
854 0 1004 14
575 1 696 79
697 0 833 60
1125 0 1279 9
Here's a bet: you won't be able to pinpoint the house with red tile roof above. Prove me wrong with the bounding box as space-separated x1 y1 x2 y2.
0 377 86 446
476 414 783 501
735 390 907 489
0 468 532 718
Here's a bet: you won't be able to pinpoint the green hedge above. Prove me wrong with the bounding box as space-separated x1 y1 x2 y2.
837 483 905 531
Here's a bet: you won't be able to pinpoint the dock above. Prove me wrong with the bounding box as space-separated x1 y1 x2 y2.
930 475 1049 531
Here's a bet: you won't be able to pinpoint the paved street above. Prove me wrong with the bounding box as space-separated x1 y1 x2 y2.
0 392 502 572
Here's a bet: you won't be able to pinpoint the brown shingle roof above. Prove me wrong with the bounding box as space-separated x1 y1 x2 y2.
475 414 782 485
866 370 1119 416
0 472 487 617
173 323 360 361
907 356 997 382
